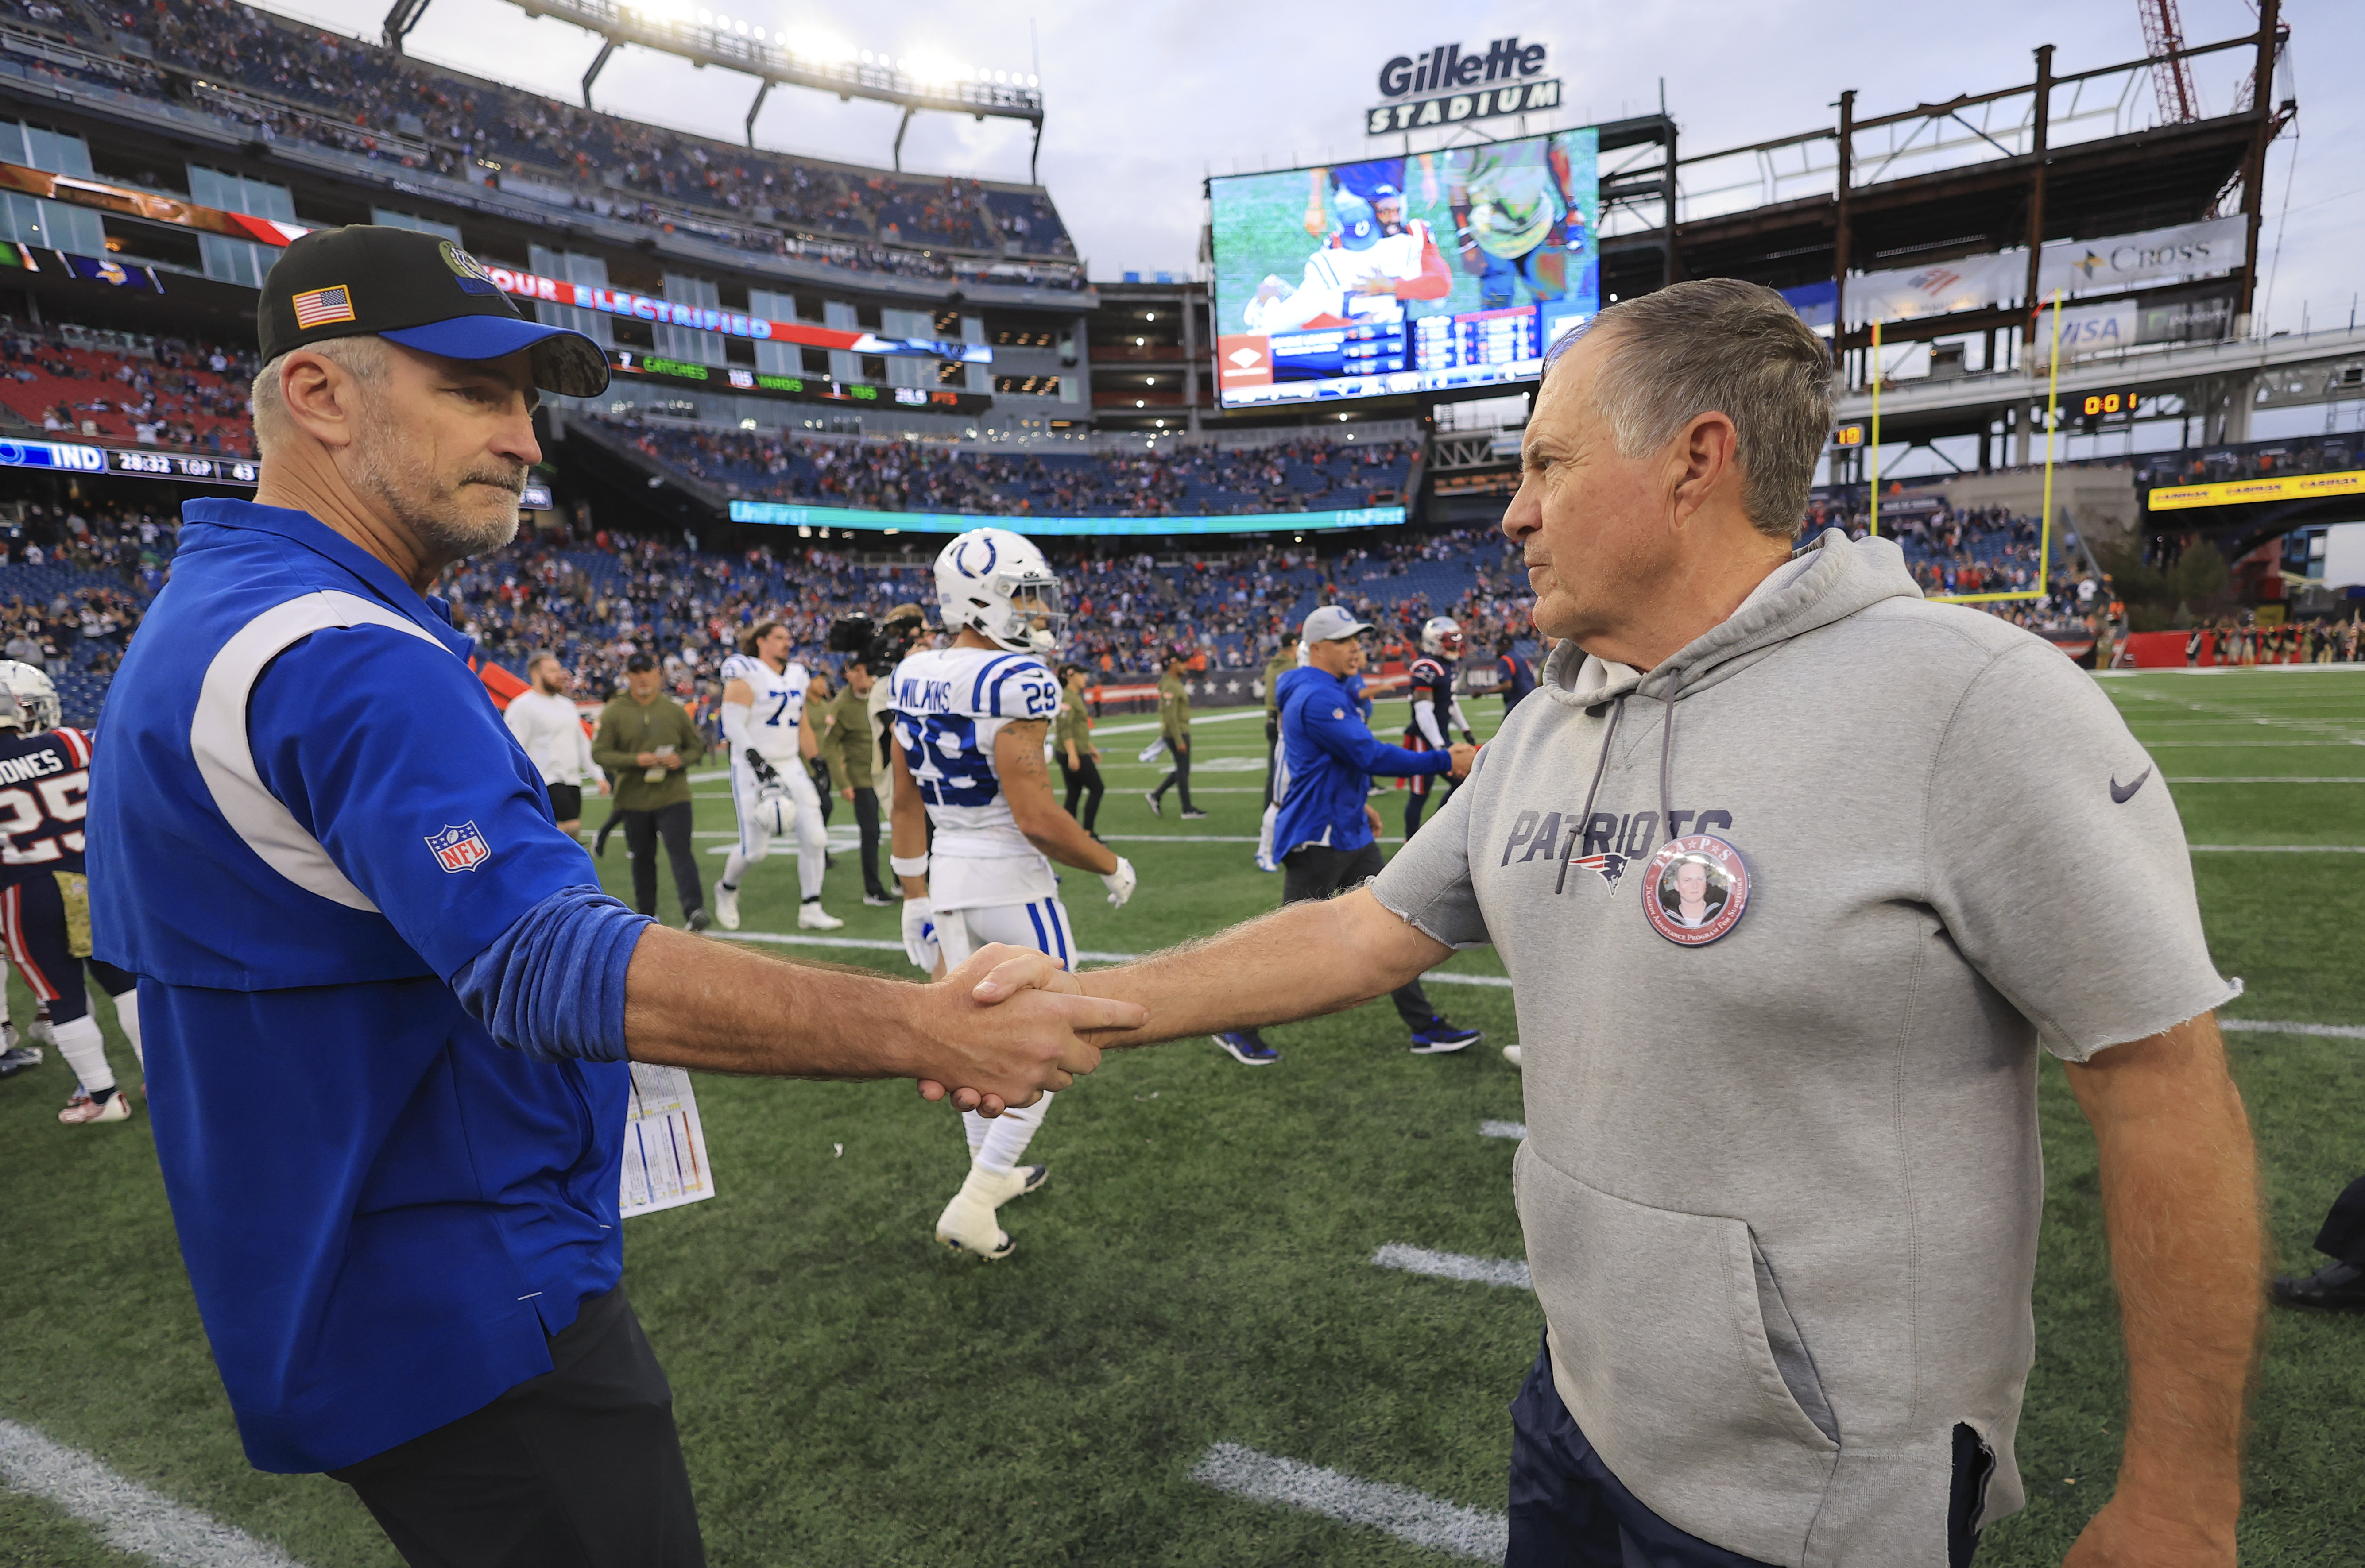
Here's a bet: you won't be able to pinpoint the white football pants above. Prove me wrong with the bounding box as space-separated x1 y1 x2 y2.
937 896 1076 1172
723 749 827 900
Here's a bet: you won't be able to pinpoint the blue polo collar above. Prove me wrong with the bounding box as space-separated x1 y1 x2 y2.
178 498 470 659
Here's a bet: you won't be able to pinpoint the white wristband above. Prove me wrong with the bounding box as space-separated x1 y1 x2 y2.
890 853 930 878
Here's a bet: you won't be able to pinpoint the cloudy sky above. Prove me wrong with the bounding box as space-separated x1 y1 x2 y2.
278 0 2357 332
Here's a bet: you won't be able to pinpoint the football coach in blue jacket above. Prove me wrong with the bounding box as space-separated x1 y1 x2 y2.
85 226 1142 1568
1214 605 1476 1065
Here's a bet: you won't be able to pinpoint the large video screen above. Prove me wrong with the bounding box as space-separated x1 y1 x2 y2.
1208 129 1599 409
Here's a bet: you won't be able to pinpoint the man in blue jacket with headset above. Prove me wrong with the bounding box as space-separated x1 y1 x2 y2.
85 225 1141 1568
1212 604 1479 1066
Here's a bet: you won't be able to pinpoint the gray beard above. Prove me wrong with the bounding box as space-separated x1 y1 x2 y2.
350 417 523 562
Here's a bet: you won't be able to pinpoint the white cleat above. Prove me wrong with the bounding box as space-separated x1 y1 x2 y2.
797 902 844 931
970 1163 1049 1209
1502 1044 1523 1068
714 884 740 931
934 1190 1013 1260
60 1089 132 1124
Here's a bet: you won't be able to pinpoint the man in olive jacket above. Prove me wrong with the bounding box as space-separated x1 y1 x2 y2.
820 658 891 905
592 652 709 928
1146 651 1204 820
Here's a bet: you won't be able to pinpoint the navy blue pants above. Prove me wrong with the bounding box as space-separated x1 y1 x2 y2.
1506 1335 1985 1567
2 873 133 1026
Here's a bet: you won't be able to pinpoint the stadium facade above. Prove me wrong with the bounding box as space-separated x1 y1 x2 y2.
0 0 2330 598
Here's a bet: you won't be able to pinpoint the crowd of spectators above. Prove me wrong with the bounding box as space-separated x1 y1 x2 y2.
0 324 258 453
598 419 1421 519
426 522 1541 739
2134 430 2360 492
0 0 1082 287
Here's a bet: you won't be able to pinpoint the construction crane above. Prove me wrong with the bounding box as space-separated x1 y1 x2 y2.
2139 0 2202 122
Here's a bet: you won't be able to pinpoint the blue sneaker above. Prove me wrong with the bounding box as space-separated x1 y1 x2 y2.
1408 1017 1482 1054
1214 1031 1281 1066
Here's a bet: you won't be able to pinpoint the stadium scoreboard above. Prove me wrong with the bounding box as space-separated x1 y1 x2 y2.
1208 126 1600 409
0 438 553 508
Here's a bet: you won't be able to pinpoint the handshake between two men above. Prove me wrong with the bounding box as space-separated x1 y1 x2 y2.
620 872 1456 1115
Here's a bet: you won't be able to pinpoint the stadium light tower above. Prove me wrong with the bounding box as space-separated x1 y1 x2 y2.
490 0 1047 178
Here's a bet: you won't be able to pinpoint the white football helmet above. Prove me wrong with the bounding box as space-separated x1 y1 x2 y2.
751 781 797 839
1419 616 1465 658
0 660 59 733
934 528 1066 655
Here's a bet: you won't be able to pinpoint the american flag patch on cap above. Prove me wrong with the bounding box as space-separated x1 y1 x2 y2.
291 285 355 328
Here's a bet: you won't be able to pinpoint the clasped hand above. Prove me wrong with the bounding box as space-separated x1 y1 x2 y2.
910 943 1144 1117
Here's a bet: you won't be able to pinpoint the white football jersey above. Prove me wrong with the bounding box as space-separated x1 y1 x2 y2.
890 644 1061 872
734 657 812 764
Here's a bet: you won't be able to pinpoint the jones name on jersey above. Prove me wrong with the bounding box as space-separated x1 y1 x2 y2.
890 646 1061 907
0 725 91 881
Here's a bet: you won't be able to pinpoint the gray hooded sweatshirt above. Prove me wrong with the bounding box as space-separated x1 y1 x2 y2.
1374 531 2234 1567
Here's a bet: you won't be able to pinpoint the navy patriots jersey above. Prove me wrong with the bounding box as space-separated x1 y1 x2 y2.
0 726 91 885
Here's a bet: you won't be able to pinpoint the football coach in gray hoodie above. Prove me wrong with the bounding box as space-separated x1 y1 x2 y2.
969 278 2262 1567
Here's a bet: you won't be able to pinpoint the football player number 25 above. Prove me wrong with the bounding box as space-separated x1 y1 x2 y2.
0 774 85 864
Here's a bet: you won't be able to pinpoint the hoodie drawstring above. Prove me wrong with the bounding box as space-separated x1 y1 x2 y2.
1657 684 1678 848
1555 696 1623 896
1553 680 1680 897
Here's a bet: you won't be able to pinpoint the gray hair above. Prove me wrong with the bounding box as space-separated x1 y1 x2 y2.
249 336 391 454
1548 278 1835 540
526 649 561 674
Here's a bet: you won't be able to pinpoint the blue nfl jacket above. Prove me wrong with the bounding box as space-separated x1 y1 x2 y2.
87 499 632 1473
1271 664 1448 858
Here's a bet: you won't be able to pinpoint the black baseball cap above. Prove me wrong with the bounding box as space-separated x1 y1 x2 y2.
624 652 659 672
259 225 610 398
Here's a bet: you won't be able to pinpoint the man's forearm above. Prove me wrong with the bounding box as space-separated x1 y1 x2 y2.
1076 888 1449 1049
2064 1015 2263 1537
624 926 925 1079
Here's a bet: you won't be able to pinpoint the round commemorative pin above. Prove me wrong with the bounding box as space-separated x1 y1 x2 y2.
1640 834 1751 946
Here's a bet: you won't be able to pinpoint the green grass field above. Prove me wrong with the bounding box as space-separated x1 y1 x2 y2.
4 668 2364 1565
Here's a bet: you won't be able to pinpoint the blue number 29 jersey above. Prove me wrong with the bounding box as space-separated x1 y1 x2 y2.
0 725 92 885
890 646 1061 908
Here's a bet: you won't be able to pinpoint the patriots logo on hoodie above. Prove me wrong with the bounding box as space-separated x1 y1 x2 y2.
1569 852 1626 894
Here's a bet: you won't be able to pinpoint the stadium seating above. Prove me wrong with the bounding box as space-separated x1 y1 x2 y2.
0 327 257 452
596 418 1419 519
0 0 1079 285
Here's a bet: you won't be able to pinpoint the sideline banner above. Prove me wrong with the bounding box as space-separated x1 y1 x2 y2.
2148 470 2365 511
619 1064 715 1218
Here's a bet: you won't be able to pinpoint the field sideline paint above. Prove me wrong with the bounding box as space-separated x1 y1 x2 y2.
1190 1441 1507 1561
1372 1243 1533 1289
0 1420 306 1568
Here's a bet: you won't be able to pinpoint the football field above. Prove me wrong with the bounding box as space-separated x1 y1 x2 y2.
4 668 2364 1566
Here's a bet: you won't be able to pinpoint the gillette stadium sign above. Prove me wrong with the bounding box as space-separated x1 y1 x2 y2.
1367 37 1561 135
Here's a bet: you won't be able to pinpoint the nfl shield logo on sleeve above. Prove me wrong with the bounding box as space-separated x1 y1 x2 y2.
426 822 492 873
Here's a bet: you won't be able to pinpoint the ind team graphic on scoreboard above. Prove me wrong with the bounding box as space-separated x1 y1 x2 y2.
1209 127 1599 409
620 1063 715 1217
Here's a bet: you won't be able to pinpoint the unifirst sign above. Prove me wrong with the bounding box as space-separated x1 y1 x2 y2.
1367 37 1560 135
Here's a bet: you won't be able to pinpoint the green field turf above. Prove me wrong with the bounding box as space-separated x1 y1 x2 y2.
4 669 2363 1565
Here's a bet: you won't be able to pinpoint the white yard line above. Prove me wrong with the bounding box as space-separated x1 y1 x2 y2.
2221 1019 2365 1040
2164 777 2365 784
1371 1243 1533 1290
1479 1120 1528 1140
1189 1442 1507 1562
0 1421 306 1568
2187 844 2365 852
